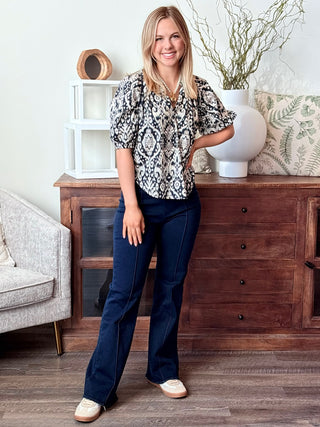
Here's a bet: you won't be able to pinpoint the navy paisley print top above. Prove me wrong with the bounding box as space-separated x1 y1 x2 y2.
110 70 236 199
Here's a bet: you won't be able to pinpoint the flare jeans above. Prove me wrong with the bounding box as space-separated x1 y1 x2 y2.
83 184 201 407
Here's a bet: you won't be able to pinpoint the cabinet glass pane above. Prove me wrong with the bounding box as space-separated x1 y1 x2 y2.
314 270 320 316
82 207 117 257
83 269 155 317
317 209 320 257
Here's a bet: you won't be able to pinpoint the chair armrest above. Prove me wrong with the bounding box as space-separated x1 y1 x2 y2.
0 189 71 299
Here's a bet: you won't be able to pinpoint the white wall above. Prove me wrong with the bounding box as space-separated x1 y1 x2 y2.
0 0 319 220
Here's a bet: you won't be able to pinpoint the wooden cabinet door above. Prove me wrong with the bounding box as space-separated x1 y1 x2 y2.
303 198 320 328
69 196 119 329
69 195 156 331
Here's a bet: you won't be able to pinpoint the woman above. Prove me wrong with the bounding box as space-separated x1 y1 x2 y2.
75 5 235 423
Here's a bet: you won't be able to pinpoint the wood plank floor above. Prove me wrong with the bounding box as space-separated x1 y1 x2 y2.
2 326 320 426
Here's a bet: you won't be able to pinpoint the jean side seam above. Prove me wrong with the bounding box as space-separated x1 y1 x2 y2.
173 202 189 281
157 207 188 382
102 244 140 406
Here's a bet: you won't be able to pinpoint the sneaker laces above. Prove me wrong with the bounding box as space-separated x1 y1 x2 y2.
166 379 181 386
81 398 99 408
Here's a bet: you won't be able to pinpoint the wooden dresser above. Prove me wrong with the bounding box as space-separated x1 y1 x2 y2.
54 173 320 351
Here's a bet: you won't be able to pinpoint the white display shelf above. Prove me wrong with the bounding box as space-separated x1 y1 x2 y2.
70 79 120 122
64 79 120 179
64 122 118 179
65 168 118 179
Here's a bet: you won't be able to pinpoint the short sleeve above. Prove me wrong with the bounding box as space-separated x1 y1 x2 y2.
110 73 142 149
196 78 236 135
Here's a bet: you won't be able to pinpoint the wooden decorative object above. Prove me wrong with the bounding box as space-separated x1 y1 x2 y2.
77 49 112 80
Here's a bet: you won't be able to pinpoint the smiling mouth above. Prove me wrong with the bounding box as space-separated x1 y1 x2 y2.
162 52 176 59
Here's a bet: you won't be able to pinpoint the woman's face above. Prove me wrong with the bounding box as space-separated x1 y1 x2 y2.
152 18 185 73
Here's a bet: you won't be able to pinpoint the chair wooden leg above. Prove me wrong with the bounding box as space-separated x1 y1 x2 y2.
53 321 63 356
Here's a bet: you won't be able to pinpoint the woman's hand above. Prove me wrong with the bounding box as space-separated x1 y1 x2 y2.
122 204 145 246
116 148 145 246
186 125 235 169
186 144 197 169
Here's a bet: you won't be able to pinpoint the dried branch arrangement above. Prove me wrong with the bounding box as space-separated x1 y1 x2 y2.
186 0 305 89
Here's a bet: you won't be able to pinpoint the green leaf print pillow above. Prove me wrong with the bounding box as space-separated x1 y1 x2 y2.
249 90 320 175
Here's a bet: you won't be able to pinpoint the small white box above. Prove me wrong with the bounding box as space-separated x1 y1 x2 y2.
69 79 119 122
64 122 118 179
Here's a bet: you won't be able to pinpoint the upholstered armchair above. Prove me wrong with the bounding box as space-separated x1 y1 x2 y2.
0 188 71 355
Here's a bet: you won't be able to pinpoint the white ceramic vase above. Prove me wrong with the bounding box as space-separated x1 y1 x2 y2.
206 89 267 178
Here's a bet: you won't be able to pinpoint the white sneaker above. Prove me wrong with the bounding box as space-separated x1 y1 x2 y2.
74 397 102 423
148 379 188 398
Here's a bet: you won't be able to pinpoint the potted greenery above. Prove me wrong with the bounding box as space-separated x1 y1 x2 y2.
186 0 305 177
186 0 305 90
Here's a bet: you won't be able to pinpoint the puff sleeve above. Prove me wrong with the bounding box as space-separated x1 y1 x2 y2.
196 77 236 135
110 73 142 149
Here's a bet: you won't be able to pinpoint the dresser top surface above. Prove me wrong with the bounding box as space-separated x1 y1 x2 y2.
54 173 320 190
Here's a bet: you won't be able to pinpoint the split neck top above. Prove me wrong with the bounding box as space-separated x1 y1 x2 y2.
110 70 236 200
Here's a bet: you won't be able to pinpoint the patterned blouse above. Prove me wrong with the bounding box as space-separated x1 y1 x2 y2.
110 70 235 200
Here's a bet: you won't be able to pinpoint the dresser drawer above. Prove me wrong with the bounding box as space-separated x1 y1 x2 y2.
187 268 293 303
201 197 297 224
193 234 296 259
190 303 292 329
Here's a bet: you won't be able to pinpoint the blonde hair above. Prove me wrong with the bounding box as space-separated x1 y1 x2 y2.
141 6 197 99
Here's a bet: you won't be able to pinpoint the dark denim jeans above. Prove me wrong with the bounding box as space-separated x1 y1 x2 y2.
83 185 201 407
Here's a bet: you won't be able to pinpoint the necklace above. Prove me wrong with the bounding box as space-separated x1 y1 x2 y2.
160 76 181 103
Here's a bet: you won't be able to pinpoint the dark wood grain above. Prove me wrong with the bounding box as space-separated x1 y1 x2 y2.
2 326 320 425
54 173 320 352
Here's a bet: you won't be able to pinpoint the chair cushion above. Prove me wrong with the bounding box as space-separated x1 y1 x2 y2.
0 267 54 310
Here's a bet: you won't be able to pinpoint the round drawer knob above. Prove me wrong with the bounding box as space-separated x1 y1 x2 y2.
241 207 248 213
240 279 245 285
241 244 246 250
238 314 244 320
